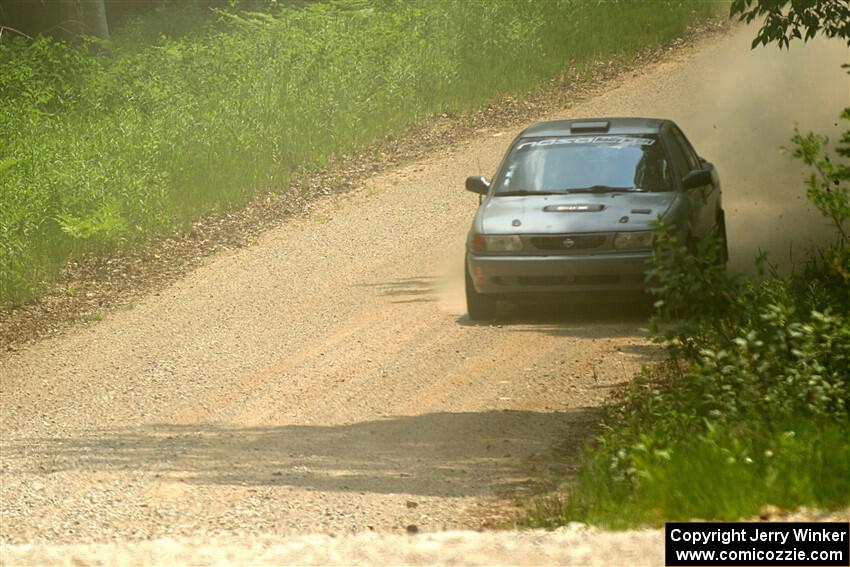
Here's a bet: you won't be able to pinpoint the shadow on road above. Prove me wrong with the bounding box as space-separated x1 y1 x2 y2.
454 296 655 343
6 409 603 498
465 295 653 325
357 276 653 342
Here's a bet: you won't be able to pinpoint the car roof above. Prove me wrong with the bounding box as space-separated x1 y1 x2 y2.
519 117 671 138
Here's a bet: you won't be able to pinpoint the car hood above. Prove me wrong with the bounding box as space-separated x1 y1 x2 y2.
478 192 679 234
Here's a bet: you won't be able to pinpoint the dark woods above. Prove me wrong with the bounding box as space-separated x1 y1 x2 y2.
2 0 133 41
0 0 296 41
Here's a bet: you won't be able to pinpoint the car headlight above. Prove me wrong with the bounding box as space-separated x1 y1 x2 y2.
614 231 654 250
471 234 523 252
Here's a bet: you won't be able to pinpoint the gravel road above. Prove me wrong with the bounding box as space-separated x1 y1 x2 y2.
1 24 847 566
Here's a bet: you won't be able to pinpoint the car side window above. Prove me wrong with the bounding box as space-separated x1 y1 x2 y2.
671 127 701 171
666 131 692 177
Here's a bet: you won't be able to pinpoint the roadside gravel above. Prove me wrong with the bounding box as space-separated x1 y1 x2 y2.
1 527 664 566
4 507 848 567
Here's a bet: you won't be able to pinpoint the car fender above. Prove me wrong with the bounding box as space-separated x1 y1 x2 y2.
660 193 692 239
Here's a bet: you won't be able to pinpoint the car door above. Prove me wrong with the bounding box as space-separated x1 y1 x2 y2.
667 126 715 238
674 126 719 235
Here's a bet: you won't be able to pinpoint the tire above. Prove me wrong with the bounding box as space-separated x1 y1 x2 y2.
686 232 699 255
716 209 729 266
465 262 498 321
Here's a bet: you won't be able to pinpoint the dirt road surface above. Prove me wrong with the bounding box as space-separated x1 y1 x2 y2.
1 24 847 566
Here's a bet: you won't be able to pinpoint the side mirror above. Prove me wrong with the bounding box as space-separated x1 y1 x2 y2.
682 169 712 190
465 176 490 195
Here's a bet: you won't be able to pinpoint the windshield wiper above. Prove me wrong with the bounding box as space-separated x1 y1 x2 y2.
495 190 561 197
563 185 638 194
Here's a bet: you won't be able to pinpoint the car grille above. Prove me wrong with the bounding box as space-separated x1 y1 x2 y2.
528 234 607 251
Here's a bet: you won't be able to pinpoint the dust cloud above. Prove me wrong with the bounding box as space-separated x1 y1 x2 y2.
669 31 849 273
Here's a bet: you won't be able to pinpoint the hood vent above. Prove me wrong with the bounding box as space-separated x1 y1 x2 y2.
543 204 605 213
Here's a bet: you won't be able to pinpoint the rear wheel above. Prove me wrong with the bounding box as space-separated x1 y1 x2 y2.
465 263 498 321
717 209 729 266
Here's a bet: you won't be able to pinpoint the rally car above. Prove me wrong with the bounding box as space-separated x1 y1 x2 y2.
464 117 727 320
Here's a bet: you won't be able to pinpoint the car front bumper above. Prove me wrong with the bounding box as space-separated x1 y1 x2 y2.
467 251 652 295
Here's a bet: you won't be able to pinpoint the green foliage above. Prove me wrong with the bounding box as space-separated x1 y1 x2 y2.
790 110 850 282
792 126 850 244
526 228 850 527
645 220 738 355
528 211 850 527
527 421 850 528
0 0 720 306
730 0 850 48
57 202 127 241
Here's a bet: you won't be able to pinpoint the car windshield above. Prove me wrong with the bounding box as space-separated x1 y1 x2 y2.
494 134 673 195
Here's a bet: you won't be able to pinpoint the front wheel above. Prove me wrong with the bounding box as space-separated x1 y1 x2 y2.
465 263 498 321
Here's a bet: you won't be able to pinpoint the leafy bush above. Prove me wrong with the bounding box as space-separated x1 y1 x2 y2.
0 0 719 305
527 112 850 527
645 220 737 355
528 231 850 527
790 109 850 283
645 225 849 425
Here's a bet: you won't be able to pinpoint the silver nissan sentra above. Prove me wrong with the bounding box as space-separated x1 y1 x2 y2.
464 117 727 320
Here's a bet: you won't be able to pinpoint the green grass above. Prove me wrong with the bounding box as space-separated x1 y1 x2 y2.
527 420 850 529
0 0 720 306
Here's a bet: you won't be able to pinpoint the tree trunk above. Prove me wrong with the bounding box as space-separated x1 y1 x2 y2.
64 0 109 40
83 0 109 40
